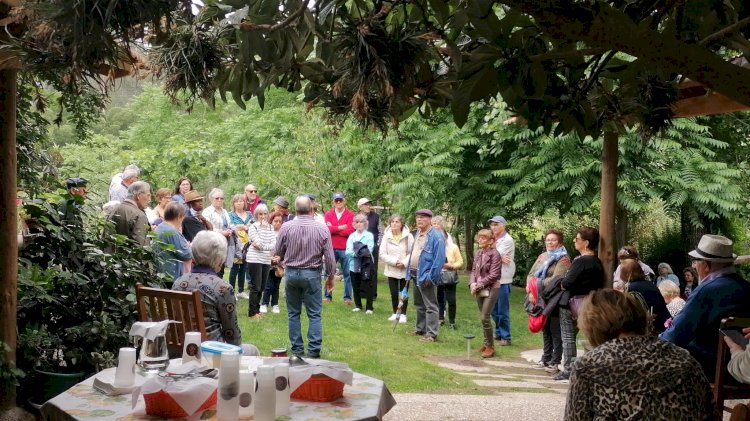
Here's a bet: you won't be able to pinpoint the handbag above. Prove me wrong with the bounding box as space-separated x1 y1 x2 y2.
274 265 285 278
440 270 459 286
568 294 587 320
477 288 490 298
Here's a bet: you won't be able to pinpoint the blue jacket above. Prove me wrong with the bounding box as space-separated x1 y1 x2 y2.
405 228 446 287
154 223 193 280
660 272 750 376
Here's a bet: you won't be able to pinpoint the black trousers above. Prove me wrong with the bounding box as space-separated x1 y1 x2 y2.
388 277 408 314
352 271 374 311
247 262 269 316
437 283 457 324
542 313 563 365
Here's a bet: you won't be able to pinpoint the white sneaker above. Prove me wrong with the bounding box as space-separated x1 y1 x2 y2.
388 313 398 321
365 310 373 315
272 305 280 314
352 308 361 312
399 315 407 323
259 305 268 313
237 292 249 300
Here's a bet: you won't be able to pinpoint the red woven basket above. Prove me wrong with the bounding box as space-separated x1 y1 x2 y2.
144 389 217 418
290 374 345 402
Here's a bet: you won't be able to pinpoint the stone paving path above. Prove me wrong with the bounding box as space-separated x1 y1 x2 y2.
384 348 744 420
384 349 575 421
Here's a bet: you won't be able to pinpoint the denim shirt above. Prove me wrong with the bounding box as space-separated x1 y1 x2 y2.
405 228 446 286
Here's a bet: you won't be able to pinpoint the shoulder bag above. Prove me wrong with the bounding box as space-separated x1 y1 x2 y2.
440 270 459 286
568 294 587 320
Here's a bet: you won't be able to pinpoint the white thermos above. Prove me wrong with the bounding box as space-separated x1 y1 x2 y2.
217 351 240 421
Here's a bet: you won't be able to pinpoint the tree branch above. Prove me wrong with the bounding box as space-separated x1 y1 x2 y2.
529 47 608 61
500 0 750 107
699 16 750 46
240 0 310 32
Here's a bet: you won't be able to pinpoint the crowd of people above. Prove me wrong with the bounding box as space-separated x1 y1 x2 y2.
56 164 750 419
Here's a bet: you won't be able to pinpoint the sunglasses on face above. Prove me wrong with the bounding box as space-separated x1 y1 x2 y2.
334 199 343 202
246 190 257 193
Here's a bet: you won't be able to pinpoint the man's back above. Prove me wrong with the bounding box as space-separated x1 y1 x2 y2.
276 215 334 273
111 200 149 245
662 272 750 376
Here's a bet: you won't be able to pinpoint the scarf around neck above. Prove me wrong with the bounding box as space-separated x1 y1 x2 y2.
534 246 568 280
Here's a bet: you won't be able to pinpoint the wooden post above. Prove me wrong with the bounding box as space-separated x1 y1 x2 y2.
0 68 18 410
598 131 618 287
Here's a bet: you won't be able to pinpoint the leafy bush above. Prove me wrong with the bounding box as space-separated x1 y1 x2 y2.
16 197 166 373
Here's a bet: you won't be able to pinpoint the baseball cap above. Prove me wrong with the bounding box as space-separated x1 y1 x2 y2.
357 198 371 207
332 192 345 200
488 216 507 224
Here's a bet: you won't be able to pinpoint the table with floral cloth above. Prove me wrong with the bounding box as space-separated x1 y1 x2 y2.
40 364 396 421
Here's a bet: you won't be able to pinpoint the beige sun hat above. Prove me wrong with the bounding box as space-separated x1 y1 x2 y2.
688 234 737 263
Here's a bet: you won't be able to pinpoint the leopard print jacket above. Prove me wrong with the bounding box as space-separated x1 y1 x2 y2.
564 335 720 421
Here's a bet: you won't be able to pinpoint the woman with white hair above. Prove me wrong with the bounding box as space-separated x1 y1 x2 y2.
202 188 235 278
346 213 375 313
658 281 686 318
656 262 680 289
172 231 242 345
246 204 275 319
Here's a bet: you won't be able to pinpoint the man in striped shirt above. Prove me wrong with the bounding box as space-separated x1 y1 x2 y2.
273 196 336 358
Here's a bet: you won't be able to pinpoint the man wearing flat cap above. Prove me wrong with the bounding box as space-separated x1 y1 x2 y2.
272 196 292 223
406 209 446 342
661 234 750 377
488 215 515 346
58 177 88 223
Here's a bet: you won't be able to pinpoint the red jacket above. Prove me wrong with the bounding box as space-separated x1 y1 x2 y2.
324 208 355 250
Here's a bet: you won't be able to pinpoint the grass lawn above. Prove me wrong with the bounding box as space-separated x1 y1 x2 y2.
235 270 543 394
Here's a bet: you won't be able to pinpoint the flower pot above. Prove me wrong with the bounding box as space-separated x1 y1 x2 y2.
27 368 86 408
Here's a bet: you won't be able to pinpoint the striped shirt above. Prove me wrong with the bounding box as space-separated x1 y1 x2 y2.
274 215 335 274
246 222 276 264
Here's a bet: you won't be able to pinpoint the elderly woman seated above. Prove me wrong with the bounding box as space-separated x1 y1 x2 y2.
172 231 257 354
563 289 717 421
658 281 686 318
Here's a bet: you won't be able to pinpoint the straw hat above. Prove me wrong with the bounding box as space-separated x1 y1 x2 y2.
183 190 204 203
688 234 737 263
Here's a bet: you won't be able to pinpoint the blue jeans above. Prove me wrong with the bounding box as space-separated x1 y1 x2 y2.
285 267 323 357
492 284 511 340
325 249 351 301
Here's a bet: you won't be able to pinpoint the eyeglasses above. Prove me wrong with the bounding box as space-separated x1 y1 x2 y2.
214 197 224 200
246 190 257 193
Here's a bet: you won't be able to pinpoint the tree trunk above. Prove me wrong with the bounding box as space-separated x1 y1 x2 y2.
598 131 618 287
680 205 707 268
0 68 18 411
463 217 475 271
615 203 627 250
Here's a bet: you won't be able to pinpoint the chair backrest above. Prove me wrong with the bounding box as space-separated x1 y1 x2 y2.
135 283 207 358
713 317 750 413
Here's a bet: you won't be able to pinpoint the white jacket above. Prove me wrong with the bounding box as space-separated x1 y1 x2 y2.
379 227 414 279
495 232 516 284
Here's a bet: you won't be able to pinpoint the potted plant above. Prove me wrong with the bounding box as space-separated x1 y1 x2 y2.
16 198 165 405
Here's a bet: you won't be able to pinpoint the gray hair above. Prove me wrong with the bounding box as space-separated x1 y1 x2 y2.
253 203 269 220
432 215 446 229
208 188 224 200
124 164 140 174
658 281 680 299
122 168 139 181
191 231 227 271
657 262 673 274
354 213 369 229
295 196 311 214
126 181 151 199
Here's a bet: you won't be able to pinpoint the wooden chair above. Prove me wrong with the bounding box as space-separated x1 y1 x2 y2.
730 404 750 421
713 317 750 414
135 283 207 358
